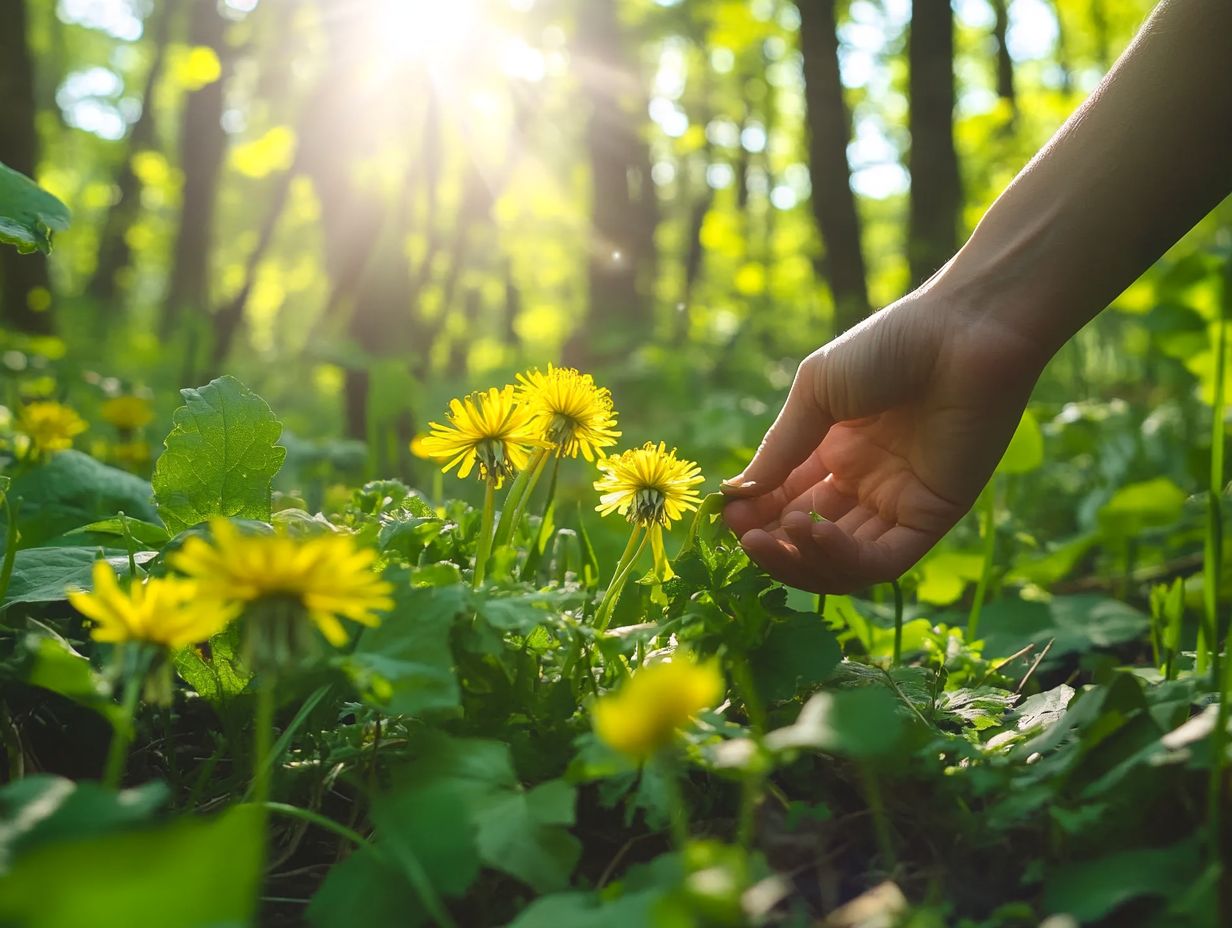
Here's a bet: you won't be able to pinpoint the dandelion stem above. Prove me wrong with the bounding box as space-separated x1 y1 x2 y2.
891 579 905 667
505 448 552 544
492 446 549 549
967 477 999 640
0 496 18 606
102 654 146 789
595 526 649 632
252 679 276 812
654 752 691 851
263 802 372 849
472 481 497 589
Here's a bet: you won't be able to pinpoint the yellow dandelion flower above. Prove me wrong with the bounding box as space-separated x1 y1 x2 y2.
68 561 239 649
515 365 621 461
170 519 395 647
16 401 86 453
594 441 705 528
409 433 434 460
593 655 725 759
418 386 547 488
101 395 154 431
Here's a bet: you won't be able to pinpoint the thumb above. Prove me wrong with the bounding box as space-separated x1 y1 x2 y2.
722 356 832 497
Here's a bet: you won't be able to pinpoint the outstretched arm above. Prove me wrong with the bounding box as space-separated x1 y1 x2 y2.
722 0 1232 593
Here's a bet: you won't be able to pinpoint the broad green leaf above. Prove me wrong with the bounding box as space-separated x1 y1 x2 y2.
0 776 168 872
473 779 580 893
370 781 480 899
2 548 155 609
1097 477 1187 538
5 451 159 548
764 686 904 759
748 613 841 704
152 376 286 534
0 804 262 928
0 161 70 255
1043 840 1202 922
66 517 171 548
978 594 1150 661
308 846 426 928
13 632 122 725
917 550 985 606
342 579 463 716
996 408 1044 475
173 624 251 703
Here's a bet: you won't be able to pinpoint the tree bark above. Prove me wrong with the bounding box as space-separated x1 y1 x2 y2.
161 0 228 338
568 0 658 366
795 0 870 335
907 0 962 287
0 0 53 333
991 0 1016 108
88 3 174 305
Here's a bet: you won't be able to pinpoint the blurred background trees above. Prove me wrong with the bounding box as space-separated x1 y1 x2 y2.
0 0 1224 499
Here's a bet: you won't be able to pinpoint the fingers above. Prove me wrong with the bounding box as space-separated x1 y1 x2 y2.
723 448 835 537
740 510 939 594
721 357 831 499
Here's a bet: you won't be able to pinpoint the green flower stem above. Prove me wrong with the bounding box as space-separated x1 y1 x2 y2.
252 679 276 813
492 446 549 549
102 649 149 789
654 751 691 851
891 579 905 667
967 477 999 640
263 802 372 848
595 526 649 633
1208 263 1229 914
0 496 18 606
472 481 497 589
729 656 767 851
505 449 553 544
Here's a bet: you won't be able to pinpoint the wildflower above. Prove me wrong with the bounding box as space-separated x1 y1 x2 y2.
594 442 705 528
111 440 152 470
409 433 434 459
593 655 725 759
515 365 620 460
68 560 238 649
16 400 86 454
417 386 546 488
171 519 394 648
101 395 154 431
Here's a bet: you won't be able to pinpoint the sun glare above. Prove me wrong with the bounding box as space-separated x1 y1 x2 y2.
373 0 481 66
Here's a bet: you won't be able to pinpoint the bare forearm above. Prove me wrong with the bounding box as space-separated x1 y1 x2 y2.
939 0 1232 360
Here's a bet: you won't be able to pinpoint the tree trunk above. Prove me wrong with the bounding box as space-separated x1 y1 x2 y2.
907 0 962 287
795 0 870 335
0 0 53 334
991 0 1016 109
89 3 174 305
161 0 228 338
568 0 658 366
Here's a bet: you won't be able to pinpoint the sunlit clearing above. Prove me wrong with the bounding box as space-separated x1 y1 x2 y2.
373 0 482 67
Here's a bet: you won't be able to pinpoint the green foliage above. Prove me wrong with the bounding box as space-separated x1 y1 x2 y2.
0 162 70 255
152 376 287 533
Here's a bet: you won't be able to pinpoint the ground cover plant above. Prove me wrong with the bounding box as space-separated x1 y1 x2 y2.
1 1 1232 926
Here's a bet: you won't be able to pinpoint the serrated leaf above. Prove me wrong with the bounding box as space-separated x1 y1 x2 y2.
152 376 286 534
0 162 70 255
2 548 156 610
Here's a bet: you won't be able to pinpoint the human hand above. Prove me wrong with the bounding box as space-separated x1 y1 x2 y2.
722 290 1046 593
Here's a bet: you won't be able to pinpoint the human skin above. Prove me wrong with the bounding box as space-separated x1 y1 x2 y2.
722 0 1232 594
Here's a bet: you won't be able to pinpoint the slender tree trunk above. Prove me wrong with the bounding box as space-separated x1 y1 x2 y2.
991 0 1016 109
161 0 228 338
795 0 870 335
907 0 962 287
568 0 658 366
0 0 53 333
89 3 174 305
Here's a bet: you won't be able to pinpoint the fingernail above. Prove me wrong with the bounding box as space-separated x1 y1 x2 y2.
721 476 757 489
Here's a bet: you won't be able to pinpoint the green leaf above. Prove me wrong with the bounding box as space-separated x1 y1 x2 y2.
764 686 904 758
996 408 1044 475
5 451 160 548
11 632 122 725
152 376 286 534
0 804 262 928
342 579 463 716
370 781 481 898
0 776 168 872
1097 477 1187 538
308 846 426 928
3 548 155 610
66 517 171 548
473 779 581 893
748 613 842 704
1043 840 1202 922
173 624 251 703
0 161 70 255
979 595 1150 661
